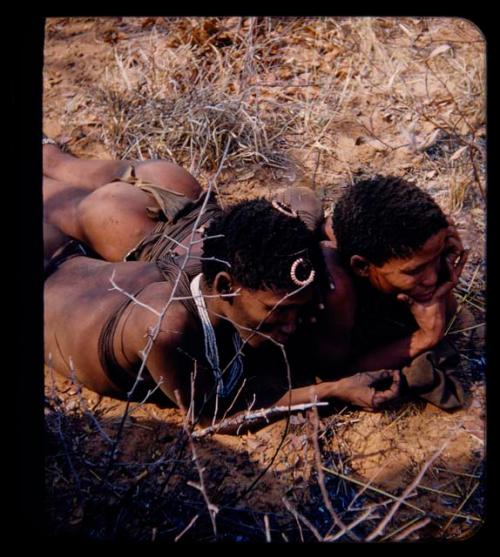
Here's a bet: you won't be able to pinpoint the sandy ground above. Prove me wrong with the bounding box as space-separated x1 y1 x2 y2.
43 17 486 542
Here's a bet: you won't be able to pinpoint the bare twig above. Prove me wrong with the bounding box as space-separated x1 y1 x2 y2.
193 402 328 437
282 497 323 542
365 438 452 541
311 405 360 541
175 390 219 539
174 514 200 542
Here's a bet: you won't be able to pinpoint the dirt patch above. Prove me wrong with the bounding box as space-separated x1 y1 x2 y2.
43 17 486 542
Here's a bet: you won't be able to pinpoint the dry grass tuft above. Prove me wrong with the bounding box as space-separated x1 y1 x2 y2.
43 16 486 542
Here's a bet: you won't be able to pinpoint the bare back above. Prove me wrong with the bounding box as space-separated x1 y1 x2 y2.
44 256 191 398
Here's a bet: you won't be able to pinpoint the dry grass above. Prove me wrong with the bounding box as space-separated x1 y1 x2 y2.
43 16 486 542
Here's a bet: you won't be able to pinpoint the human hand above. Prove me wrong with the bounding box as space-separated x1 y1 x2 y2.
397 250 467 348
443 216 469 282
331 369 401 411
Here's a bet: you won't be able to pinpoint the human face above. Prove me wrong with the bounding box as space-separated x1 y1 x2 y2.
364 228 449 303
228 285 313 348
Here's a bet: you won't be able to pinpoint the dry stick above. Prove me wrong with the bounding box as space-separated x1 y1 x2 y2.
263 514 271 543
416 484 461 499
324 507 376 542
174 514 200 543
175 390 219 539
282 497 323 542
445 262 482 334
442 481 480 534
391 517 432 542
102 138 233 480
194 402 329 438
365 438 452 541
322 467 427 515
311 148 321 190
347 459 393 512
434 467 480 480
447 323 485 336
380 513 424 542
311 405 360 541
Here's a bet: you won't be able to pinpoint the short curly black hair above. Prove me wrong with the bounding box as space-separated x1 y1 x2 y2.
202 198 322 291
332 176 448 266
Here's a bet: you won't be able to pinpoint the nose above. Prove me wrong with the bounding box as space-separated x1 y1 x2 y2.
279 321 297 336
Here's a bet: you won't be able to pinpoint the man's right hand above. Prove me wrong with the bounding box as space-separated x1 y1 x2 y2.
397 252 468 354
330 369 401 411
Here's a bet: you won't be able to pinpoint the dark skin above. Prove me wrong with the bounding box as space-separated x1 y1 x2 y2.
306 219 468 376
42 143 404 413
44 224 401 433
42 142 407 409
43 142 205 262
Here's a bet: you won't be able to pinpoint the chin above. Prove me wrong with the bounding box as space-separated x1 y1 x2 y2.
243 334 264 348
255 336 271 348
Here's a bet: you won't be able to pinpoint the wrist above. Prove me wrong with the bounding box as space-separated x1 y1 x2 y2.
411 329 441 356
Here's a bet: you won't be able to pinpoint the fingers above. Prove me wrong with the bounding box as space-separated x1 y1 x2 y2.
435 248 469 298
364 369 392 382
372 371 401 408
454 247 469 278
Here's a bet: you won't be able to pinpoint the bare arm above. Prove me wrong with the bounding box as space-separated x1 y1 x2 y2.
204 369 402 435
348 235 467 372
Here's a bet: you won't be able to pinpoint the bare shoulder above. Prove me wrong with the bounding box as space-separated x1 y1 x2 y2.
122 281 195 352
320 241 356 304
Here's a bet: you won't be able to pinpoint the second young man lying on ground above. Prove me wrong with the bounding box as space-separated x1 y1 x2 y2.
44 198 401 434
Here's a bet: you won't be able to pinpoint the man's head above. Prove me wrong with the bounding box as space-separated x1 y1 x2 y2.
202 197 322 346
332 176 450 302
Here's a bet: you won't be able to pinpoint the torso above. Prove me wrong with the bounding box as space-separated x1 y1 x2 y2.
287 242 357 378
44 257 177 397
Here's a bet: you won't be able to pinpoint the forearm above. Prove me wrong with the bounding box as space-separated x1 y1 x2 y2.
347 329 439 373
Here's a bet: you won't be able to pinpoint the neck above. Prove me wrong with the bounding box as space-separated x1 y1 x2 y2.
200 275 228 331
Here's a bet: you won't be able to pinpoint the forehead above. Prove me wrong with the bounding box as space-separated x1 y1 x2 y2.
240 285 313 308
379 228 447 273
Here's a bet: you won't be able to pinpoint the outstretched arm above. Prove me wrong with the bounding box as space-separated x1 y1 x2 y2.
202 369 402 435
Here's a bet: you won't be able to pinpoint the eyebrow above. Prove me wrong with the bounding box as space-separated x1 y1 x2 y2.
403 262 427 273
264 302 301 311
402 253 442 273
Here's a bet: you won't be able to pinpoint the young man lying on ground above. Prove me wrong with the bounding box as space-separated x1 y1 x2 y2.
294 176 468 410
44 198 401 435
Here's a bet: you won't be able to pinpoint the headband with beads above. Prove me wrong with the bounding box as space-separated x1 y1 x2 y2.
271 199 298 218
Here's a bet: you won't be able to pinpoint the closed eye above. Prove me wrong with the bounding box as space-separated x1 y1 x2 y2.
404 265 425 276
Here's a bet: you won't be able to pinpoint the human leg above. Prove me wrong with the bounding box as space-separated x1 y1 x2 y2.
43 176 157 261
43 143 131 190
43 177 89 240
43 143 203 200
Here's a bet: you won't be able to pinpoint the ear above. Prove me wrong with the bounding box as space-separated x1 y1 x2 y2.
213 272 235 300
350 255 371 277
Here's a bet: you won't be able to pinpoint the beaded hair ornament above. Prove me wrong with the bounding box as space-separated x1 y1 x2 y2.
271 199 316 288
